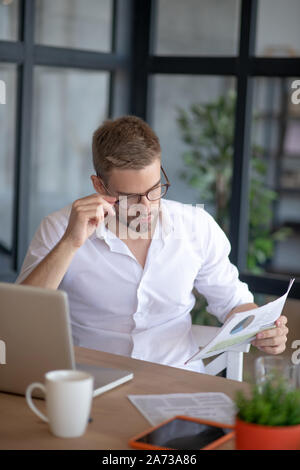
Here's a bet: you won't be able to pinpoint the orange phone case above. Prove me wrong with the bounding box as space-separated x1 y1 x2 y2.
129 415 235 450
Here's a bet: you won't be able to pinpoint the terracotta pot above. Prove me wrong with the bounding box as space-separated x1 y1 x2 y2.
235 416 300 450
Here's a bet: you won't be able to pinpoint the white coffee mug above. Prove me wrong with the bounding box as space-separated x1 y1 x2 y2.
26 370 94 438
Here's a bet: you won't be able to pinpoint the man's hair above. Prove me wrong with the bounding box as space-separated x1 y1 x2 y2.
92 115 161 179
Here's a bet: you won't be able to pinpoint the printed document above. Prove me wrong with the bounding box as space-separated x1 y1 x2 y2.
128 392 236 426
185 278 295 363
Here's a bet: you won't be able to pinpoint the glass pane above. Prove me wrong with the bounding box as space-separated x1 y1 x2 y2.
35 0 112 52
0 0 19 41
152 75 236 217
154 0 241 56
246 77 300 278
30 67 110 241
152 75 236 328
0 63 17 252
256 0 300 56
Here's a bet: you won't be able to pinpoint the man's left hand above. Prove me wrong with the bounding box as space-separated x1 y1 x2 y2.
251 315 289 355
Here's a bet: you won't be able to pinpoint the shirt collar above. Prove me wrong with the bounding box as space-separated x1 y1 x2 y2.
159 198 174 239
89 198 174 242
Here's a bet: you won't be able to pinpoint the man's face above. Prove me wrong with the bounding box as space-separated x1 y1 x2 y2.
93 158 162 237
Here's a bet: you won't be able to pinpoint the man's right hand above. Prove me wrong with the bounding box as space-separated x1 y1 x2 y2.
62 193 117 249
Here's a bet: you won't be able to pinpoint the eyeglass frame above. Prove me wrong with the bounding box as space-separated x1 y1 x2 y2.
96 165 171 205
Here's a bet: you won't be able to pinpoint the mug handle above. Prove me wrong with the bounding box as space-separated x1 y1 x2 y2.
25 382 49 423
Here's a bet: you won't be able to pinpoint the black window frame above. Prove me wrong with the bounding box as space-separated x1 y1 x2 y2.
0 0 299 300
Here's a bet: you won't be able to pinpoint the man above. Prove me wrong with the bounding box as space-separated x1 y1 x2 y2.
16 115 288 374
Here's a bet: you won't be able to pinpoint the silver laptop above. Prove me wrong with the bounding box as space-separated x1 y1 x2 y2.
0 282 133 399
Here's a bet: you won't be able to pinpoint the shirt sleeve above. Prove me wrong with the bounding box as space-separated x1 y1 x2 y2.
15 214 65 284
193 209 254 324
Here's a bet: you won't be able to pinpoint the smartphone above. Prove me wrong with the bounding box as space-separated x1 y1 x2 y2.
129 415 235 450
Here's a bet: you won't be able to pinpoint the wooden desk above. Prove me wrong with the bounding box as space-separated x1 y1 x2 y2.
0 346 250 450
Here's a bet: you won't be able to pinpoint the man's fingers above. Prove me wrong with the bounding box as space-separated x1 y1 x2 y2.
253 335 287 347
80 192 117 202
276 315 288 327
256 325 288 340
77 208 104 223
252 321 288 350
74 200 116 216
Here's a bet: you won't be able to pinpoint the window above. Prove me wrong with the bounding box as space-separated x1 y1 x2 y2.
247 77 300 277
0 0 130 281
35 0 113 52
0 0 299 300
152 75 236 213
30 67 110 240
148 0 300 299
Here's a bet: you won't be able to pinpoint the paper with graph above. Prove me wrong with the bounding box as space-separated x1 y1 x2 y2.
185 278 295 363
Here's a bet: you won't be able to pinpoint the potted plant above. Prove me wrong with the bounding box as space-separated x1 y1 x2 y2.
234 378 300 450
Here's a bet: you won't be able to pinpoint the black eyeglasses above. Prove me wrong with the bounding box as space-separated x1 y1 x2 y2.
97 165 171 206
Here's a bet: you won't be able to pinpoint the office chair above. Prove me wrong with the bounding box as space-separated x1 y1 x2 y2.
191 324 251 381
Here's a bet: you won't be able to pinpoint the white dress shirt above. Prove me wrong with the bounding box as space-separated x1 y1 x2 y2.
15 198 254 374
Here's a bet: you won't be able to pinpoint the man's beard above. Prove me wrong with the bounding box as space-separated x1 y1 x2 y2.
115 201 160 239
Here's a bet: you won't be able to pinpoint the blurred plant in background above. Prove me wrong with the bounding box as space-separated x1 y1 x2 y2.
177 90 291 326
